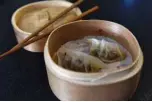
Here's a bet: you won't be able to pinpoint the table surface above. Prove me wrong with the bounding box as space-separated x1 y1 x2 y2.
0 0 151 101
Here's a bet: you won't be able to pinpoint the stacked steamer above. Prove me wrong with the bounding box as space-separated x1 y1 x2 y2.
11 0 82 52
44 20 143 101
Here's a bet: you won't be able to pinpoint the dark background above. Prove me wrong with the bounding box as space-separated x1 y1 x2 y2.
0 0 151 101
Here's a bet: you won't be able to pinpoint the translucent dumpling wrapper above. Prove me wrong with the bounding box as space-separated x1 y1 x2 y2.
18 7 77 33
87 37 126 63
55 36 132 74
18 8 52 33
57 47 107 73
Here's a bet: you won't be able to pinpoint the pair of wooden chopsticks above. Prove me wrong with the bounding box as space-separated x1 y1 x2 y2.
0 0 99 59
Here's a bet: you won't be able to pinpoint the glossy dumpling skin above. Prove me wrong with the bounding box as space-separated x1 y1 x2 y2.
18 8 51 33
18 7 77 33
57 47 107 73
87 36 126 63
56 36 128 73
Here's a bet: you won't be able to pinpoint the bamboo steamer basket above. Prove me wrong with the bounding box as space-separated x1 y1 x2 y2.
44 20 143 101
11 0 82 52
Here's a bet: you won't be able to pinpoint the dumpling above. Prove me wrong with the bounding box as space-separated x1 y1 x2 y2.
55 36 129 73
57 47 107 73
87 37 126 63
18 8 51 33
18 7 77 33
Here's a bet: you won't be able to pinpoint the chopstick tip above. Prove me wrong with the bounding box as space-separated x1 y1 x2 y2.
0 55 3 60
94 5 100 9
77 0 84 3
